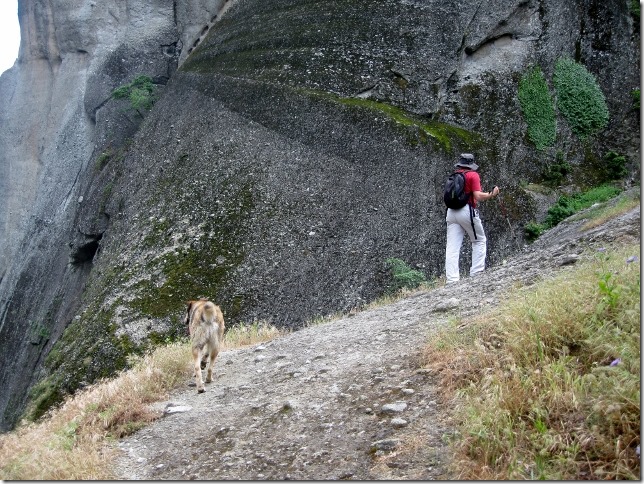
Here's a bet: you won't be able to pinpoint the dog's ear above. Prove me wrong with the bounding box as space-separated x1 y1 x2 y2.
184 301 194 322
185 301 192 311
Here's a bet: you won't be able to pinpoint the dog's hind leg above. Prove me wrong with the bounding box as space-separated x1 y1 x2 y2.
193 347 205 393
205 346 219 383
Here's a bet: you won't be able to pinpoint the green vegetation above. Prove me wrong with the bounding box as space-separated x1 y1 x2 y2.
600 151 628 181
422 243 640 479
94 149 113 171
25 305 136 423
130 179 255 321
301 89 482 152
541 151 571 187
518 58 609 146
571 188 640 230
523 221 545 241
544 185 621 227
629 0 640 20
385 257 427 294
111 75 158 116
28 321 50 345
631 89 640 110
334 96 479 152
524 185 622 241
553 58 609 140
518 66 557 150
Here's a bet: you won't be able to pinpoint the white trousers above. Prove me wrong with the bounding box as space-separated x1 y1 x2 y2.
445 205 487 283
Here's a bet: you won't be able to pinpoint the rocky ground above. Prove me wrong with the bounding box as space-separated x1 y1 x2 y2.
114 196 640 480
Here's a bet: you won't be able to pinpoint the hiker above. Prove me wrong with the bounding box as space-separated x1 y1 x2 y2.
444 153 499 284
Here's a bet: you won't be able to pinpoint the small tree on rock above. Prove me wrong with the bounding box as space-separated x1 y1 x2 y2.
112 75 158 117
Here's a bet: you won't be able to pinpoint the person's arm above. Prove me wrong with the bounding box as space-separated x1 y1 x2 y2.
473 186 499 201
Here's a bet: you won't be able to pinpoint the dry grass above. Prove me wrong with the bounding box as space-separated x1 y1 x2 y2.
0 322 282 480
421 243 640 480
223 320 285 347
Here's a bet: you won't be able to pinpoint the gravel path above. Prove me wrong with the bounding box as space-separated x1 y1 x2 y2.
114 200 639 480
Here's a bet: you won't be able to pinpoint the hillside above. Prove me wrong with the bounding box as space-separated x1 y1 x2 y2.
0 0 639 434
113 192 639 480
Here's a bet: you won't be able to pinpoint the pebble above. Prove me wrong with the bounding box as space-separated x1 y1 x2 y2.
165 405 192 414
559 254 579 266
434 298 460 312
381 402 407 414
370 439 400 453
391 418 408 428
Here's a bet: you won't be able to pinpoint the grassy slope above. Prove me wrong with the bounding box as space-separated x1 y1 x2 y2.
422 240 640 479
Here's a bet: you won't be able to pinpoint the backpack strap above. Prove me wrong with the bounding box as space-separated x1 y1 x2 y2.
469 204 478 240
463 171 478 239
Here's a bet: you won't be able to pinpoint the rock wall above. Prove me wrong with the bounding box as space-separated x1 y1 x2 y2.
0 0 230 431
0 0 639 431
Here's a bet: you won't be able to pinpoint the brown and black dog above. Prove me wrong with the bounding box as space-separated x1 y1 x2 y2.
184 299 225 393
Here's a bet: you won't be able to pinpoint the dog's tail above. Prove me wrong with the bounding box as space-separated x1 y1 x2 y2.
202 301 216 322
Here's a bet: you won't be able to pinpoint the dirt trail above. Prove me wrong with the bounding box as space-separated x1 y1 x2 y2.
114 201 639 480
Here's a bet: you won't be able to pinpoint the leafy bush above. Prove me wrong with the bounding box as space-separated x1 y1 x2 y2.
553 58 609 139
111 75 158 116
524 185 622 241
385 258 427 293
601 151 628 181
544 185 621 227
578 189 640 230
518 66 557 150
524 221 544 242
543 199 576 227
541 152 571 187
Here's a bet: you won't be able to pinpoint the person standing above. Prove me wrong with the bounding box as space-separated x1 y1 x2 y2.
444 153 499 284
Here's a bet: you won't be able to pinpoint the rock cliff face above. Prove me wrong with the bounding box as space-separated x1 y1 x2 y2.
0 0 639 431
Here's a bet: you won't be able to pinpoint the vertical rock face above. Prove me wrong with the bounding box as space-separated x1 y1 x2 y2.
0 0 639 431
0 0 227 431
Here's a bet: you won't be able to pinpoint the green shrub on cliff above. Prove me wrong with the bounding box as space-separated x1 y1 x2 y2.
629 0 640 20
541 151 571 187
553 58 609 140
631 88 640 110
518 66 557 150
111 75 158 116
601 151 628 181
524 184 622 241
